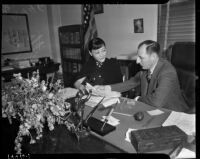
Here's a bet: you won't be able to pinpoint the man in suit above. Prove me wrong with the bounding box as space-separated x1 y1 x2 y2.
94 40 189 112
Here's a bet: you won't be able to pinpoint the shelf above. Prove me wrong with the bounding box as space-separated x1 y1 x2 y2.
59 24 84 87
63 58 83 63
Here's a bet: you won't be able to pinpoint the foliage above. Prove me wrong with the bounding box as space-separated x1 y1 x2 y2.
2 70 75 154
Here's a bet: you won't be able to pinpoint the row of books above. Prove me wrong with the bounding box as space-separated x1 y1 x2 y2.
63 48 82 60
60 31 80 44
63 61 82 73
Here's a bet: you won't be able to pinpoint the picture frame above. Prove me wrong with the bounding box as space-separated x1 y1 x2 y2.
2 13 32 55
94 4 104 14
134 18 144 33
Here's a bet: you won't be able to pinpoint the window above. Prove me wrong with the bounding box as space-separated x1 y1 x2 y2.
157 0 195 53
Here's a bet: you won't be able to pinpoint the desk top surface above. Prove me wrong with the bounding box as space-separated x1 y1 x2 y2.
83 98 172 153
21 96 195 155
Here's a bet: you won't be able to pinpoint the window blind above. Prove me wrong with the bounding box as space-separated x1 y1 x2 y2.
158 0 195 52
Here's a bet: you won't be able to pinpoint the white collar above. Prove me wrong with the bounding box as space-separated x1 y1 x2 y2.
149 59 158 74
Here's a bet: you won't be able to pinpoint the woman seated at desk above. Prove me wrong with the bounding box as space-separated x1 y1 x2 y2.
74 37 123 92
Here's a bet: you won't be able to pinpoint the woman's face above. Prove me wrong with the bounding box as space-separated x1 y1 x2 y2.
90 46 107 63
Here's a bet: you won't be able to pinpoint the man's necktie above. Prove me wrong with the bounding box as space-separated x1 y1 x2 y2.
146 70 152 95
146 71 152 83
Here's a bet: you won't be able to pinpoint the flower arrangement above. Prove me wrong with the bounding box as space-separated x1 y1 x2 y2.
2 70 75 154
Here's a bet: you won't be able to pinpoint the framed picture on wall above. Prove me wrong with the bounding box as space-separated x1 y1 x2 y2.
94 4 104 14
134 18 144 33
2 13 32 55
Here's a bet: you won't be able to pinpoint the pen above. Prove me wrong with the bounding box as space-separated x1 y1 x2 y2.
112 111 132 117
101 101 118 131
101 107 114 131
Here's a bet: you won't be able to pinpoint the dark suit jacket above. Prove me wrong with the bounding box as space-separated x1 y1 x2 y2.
111 58 189 112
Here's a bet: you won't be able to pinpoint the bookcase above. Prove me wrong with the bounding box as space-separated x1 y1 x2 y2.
58 25 84 87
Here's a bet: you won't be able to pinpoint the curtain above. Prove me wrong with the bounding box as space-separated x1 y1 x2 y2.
82 4 98 62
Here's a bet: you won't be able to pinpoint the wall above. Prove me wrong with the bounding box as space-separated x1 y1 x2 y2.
2 5 52 61
60 5 81 25
95 4 158 58
46 5 81 72
2 4 158 71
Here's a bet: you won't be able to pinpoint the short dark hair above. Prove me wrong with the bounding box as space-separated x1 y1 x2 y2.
138 40 160 55
88 37 106 52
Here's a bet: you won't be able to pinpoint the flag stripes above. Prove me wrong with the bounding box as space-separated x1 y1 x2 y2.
82 4 98 61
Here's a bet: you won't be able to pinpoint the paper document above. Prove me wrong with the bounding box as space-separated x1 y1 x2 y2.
176 148 196 158
85 96 104 107
85 82 96 92
101 115 120 126
85 94 120 107
87 83 121 98
58 87 78 99
162 111 195 135
125 128 137 142
147 109 164 116
102 97 120 107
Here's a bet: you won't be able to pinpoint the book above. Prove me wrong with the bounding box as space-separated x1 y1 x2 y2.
130 125 187 153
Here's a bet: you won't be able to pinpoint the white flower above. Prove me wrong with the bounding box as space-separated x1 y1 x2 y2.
32 104 37 109
30 139 36 144
48 93 54 99
33 83 38 88
42 85 47 92
36 114 42 121
24 123 31 129
49 125 54 131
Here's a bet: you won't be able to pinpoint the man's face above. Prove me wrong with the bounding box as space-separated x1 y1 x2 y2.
136 44 154 70
90 46 107 63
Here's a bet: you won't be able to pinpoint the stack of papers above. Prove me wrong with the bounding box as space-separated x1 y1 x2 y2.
162 111 195 135
101 115 120 126
176 148 196 158
85 95 120 107
58 87 78 99
85 96 104 107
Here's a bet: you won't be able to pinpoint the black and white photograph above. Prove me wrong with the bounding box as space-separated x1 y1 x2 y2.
1 2 196 158
134 18 144 33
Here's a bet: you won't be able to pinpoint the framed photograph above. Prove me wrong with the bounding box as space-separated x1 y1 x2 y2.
94 4 104 14
2 13 32 55
134 18 144 33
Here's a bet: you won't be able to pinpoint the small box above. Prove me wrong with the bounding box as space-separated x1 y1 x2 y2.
130 125 187 153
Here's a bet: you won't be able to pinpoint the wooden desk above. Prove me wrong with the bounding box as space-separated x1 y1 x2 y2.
83 98 172 153
16 97 194 155
2 63 60 82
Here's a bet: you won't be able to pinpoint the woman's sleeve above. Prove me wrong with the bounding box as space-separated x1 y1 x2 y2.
74 62 90 82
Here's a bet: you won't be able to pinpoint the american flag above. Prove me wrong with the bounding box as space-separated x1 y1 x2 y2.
82 4 98 62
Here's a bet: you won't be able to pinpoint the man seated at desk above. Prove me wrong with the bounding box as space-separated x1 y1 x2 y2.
94 40 190 113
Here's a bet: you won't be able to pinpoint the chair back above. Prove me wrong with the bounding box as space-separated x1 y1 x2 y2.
170 42 195 113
